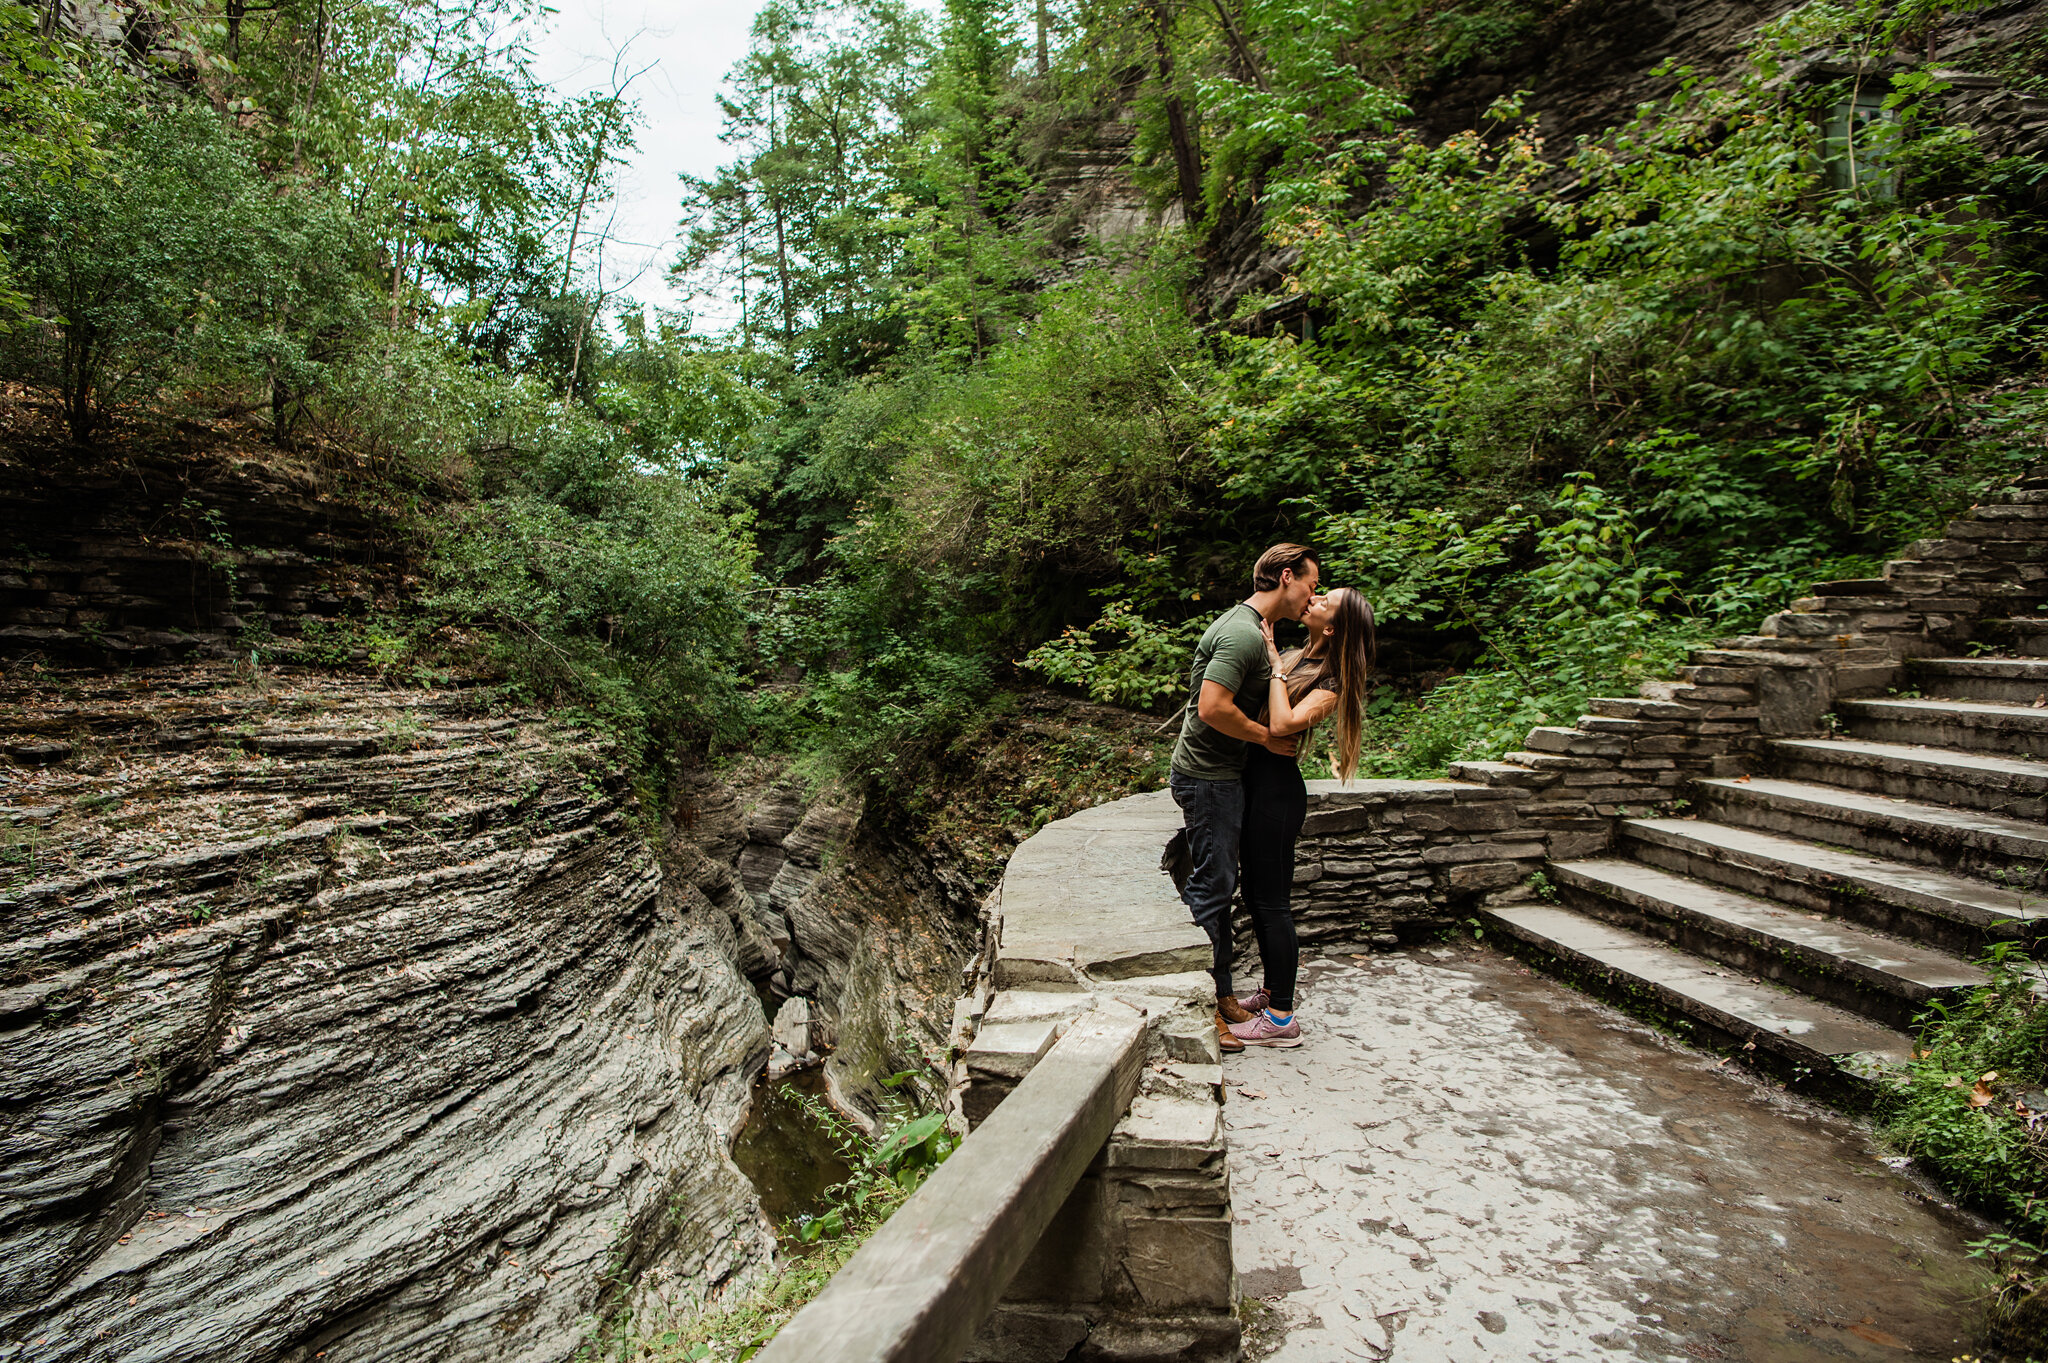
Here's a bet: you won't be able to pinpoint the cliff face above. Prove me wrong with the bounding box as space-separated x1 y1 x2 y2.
0 666 772 1361
667 765 984 1121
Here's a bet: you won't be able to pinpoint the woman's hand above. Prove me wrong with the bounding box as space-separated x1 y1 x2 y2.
1260 618 1282 667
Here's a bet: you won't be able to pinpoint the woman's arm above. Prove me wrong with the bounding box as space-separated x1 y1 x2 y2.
1259 622 1341 737
1268 684 1338 737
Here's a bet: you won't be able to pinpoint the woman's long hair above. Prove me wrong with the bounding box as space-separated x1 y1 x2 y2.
1278 587 1376 782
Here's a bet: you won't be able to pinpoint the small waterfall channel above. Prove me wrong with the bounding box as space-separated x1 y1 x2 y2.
730 1066 854 1233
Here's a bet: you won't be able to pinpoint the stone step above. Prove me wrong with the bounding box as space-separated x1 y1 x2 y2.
1445 759 1553 790
1766 737 2048 820
1838 696 2048 757
1693 777 2048 888
1622 817 2038 954
1908 656 2048 704
1974 617 2048 656
1550 858 1985 1029
1479 904 1912 1082
1587 696 1703 721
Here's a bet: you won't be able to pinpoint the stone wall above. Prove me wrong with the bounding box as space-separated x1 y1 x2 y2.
951 792 1236 1363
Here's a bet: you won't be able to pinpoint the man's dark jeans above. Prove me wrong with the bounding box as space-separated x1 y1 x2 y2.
1169 770 1243 1000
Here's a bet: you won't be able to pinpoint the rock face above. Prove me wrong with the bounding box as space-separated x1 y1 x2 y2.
0 431 408 666
668 765 984 1122
0 667 771 1362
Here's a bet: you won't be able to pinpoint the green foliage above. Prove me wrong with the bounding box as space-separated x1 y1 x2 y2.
877 259 1208 586
624 1091 956 1362
0 90 366 441
429 419 756 776
0 1 104 322
1884 943 2048 1234
1023 598 1207 710
1319 479 1697 773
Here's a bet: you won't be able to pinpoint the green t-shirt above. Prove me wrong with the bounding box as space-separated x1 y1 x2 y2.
1170 602 1272 781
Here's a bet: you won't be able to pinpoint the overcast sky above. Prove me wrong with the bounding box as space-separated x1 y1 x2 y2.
527 0 944 333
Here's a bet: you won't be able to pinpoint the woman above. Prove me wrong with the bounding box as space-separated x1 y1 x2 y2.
1229 585 1376 1048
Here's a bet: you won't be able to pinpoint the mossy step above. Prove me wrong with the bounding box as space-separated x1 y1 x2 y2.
1766 736 2048 820
1909 656 2048 704
1480 903 1912 1082
1621 817 2039 953
1837 696 2048 758
1694 777 2048 885
1549 857 1983 1030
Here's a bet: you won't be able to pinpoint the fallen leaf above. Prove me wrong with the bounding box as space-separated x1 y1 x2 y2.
1742 1039 1756 1052
1983 1071 2001 1083
1846 1323 1905 1347
1735 774 1751 783
1236 1088 1268 1100
1970 1081 1996 1108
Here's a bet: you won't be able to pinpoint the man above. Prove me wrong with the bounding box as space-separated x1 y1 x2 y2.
1169 542 1319 1054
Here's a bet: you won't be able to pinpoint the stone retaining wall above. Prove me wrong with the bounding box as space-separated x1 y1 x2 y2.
1283 779 1550 946
951 791 1237 1363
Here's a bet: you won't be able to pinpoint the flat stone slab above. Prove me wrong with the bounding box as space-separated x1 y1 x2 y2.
1225 949 1998 1361
998 791 1208 986
1769 736 2048 791
1107 1093 1222 1170
965 1020 1061 1081
1697 776 2048 862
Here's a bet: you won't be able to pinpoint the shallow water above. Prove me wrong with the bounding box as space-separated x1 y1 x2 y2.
1227 943 2014 1362
729 1066 852 1234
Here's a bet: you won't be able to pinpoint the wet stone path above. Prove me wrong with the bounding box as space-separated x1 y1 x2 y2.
1223 944 2001 1362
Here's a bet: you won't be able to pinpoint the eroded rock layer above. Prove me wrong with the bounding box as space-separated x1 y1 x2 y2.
0 667 771 1362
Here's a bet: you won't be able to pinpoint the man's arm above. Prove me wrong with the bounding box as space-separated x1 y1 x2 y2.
1196 680 1298 756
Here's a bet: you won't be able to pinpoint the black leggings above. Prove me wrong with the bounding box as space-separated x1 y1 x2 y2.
1239 746 1304 1012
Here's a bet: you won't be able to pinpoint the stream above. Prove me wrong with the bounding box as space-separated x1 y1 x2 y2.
730 1065 854 1234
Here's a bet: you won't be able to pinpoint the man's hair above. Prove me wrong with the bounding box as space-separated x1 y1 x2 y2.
1251 543 1319 592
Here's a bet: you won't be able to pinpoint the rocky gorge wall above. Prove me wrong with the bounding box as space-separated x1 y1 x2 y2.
666 765 985 1124
0 666 772 1361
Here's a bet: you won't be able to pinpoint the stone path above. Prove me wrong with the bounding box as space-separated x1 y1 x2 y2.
1224 945 1999 1362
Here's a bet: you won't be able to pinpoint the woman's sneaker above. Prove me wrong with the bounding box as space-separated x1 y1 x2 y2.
1229 1010 1302 1048
1237 988 1270 1014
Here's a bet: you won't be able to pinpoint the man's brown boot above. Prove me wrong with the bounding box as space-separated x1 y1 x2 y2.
1217 994 1255 1025
1215 1010 1245 1053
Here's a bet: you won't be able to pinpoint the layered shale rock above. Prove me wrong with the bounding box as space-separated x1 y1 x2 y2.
668 765 983 1121
0 666 771 1362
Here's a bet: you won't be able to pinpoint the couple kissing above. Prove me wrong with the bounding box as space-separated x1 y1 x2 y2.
1167 543 1376 1055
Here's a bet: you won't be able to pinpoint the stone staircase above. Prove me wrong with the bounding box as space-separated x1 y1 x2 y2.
1451 468 2048 1085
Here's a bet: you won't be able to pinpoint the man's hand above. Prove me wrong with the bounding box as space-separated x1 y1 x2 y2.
1261 732 1299 757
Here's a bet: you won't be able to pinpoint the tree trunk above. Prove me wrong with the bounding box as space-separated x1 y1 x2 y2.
1205 0 1266 90
1036 0 1049 76
1148 1 1203 224
773 192 794 344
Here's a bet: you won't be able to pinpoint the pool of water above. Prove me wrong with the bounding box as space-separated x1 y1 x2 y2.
729 1065 854 1234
